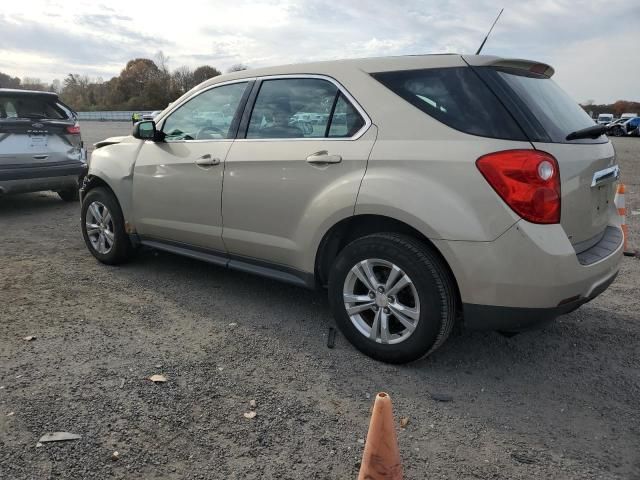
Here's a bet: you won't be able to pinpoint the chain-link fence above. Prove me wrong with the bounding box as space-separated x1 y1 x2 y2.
76 111 155 121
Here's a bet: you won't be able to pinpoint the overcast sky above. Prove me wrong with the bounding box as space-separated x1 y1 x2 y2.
1 0 638 103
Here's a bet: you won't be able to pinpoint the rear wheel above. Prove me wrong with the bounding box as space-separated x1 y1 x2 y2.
328 233 457 363
81 187 135 265
58 186 79 202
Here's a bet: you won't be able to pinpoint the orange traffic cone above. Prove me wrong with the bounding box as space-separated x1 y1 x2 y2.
615 183 636 257
358 393 403 480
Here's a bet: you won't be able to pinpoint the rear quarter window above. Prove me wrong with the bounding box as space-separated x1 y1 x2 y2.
371 67 527 141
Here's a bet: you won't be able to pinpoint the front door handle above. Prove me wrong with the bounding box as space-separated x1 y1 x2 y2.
306 151 342 165
195 154 221 167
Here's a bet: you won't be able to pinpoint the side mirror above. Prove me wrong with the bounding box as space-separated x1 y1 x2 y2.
133 120 162 141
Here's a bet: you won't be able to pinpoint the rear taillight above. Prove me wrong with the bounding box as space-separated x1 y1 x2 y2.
66 124 81 135
476 150 561 224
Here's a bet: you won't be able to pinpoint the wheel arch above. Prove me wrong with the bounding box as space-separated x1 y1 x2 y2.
314 214 461 308
81 174 115 198
80 173 133 233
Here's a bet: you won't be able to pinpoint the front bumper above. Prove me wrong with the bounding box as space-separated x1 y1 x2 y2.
433 220 623 331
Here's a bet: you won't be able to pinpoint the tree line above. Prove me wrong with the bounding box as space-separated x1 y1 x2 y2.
1 58 637 116
581 100 640 118
0 53 248 111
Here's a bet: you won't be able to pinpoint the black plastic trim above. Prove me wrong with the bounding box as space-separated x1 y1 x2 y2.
324 91 341 137
228 80 255 139
576 226 623 265
0 161 86 181
237 79 262 139
137 236 315 289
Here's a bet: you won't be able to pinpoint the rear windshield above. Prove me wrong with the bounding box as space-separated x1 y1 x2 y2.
0 95 69 120
371 67 527 141
492 69 598 143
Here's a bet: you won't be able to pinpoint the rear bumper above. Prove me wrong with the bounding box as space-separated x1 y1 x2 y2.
463 270 618 331
433 220 623 331
0 160 86 195
0 160 87 182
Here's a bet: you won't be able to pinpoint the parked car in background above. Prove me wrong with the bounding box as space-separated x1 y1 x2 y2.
609 116 640 137
608 118 628 136
0 89 86 200
624 117 640 136
597 113 614 125
142 110 162 121
80 54 622 363
620 113 638 120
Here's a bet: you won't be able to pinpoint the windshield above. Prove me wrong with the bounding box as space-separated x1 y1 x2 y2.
494 69 599 143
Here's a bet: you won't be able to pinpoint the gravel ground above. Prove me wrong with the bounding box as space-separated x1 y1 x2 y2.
1 122 639 479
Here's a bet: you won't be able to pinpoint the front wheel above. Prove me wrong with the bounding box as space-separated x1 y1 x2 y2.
81 187 135 265
328 233 457 363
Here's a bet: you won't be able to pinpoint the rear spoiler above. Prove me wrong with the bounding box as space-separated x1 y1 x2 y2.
463 55 555 78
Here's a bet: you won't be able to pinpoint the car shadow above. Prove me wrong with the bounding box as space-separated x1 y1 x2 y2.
0 192 76 217
102 245 626 377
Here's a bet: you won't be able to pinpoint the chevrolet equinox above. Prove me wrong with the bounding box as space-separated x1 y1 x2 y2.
80 55 622 363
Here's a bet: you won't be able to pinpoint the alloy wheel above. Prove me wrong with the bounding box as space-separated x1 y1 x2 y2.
85 201 115 254
343 258 420 344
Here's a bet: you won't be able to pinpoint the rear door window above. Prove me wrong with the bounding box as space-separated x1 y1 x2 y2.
247 78 336 139
371 67 527 141
245 78 367 139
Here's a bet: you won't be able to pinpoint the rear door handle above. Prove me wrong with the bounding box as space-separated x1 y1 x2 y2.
306 151 342 164
195 154 220 167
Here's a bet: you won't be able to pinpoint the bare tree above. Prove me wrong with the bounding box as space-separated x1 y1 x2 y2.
154 50 171 75
227 63 249 73
172 66 195 94
21 77 46 90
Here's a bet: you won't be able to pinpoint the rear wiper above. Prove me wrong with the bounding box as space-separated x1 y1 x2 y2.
566 124 607 141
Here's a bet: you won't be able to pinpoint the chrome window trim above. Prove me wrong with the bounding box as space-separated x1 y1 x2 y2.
158 78 255 144
237 74 372 142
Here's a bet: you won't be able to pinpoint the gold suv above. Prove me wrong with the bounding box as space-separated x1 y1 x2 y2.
80 55 622 363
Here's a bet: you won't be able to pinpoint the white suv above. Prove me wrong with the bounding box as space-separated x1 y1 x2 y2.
80 55 622 363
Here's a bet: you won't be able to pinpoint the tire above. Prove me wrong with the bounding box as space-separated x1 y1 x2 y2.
611 127 623 137
81 187 135 265
58 187 79 202
328 233 457 363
